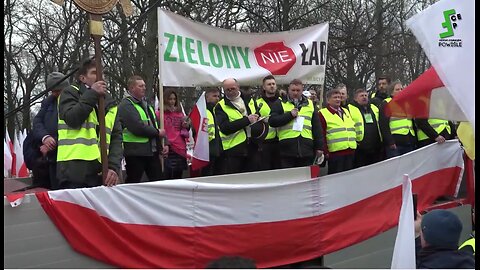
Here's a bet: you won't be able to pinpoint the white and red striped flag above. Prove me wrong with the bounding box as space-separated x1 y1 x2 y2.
14 130 29 177
189 92 209 170
403 0 475 134
35 141 463 268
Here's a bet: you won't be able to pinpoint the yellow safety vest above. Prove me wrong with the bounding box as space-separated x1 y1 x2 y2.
459 237 475 255
248 97 278 140
122 98 158 143
216 99 247 151
57 85 117 162
207 109 215 142
348 104 381 142
385 98 415 136
320 107 357 152
417 119 451 141
277 100 314 141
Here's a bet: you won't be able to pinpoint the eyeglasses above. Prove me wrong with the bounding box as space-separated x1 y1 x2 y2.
225 88 236 91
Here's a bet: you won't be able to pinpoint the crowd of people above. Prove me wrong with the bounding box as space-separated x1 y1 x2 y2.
24 58 460 189
20 57 473 268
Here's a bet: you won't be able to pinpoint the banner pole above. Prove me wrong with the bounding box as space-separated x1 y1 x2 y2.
157 8 165 172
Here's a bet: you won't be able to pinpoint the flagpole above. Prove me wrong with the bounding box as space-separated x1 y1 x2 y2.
157 8 165 171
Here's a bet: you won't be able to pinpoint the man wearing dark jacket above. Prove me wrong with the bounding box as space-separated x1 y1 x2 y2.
347 88 383 168
30 72 70 189
57 58 123 189
252 75 281 171
370 76 391 107
118 75 168 183
214 78 261 174
269 79 323 169
415 209 475 269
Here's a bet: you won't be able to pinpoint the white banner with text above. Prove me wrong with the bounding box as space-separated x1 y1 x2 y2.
158 8 329 87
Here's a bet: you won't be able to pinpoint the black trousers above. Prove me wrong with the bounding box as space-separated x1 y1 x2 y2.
280 156 312 169
125 154 163 183
257 141 281 171
354 148 383 168
327 153 354 175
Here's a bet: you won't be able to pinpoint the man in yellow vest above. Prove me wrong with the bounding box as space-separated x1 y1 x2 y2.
378 80 416 158
269 79 323 169
415 118 456 148
250 75 281 171
118 75 169 183
370 75 391 107
347 88 383 168
336 83 349 109
57 58 123 189
320 88 356 174
214 78 264 174
201 87 223 176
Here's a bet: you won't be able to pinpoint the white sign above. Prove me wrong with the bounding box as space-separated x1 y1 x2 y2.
158 8 329 87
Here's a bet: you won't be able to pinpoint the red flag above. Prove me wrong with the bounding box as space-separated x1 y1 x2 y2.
385 67 467 121
189 92 209 170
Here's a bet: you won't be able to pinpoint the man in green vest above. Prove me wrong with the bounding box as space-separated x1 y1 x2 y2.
250 75 281 171
269 79 323 169
214 78 263 174
57 58 123 189
348 88 383 168
201 87 223 176
320 88 356 174
118 75 169 183
378 80 416 158
370 75 391 107
415 118 456 148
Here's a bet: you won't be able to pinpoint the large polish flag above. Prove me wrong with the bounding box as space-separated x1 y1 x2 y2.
189 92 209 170
404 0 475 134
34 141 464 268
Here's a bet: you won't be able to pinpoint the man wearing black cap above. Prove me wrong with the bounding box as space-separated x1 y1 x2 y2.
415 209 475 268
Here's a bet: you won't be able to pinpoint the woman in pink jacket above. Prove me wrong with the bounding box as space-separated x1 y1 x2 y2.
162 88 190 179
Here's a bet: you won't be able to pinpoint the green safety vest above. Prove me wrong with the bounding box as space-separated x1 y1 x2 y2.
417 118 451 141
122 97 158 143
385 98 415 136
320 107 357 152
458 237 475 255
217 99 247 151
277 100 314 141
248 97 278 140
348 104 381 142
207 109 215 142
57 85 117 162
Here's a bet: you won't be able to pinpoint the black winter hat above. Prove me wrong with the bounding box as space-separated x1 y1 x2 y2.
421 209 463 248
46 72 70 91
